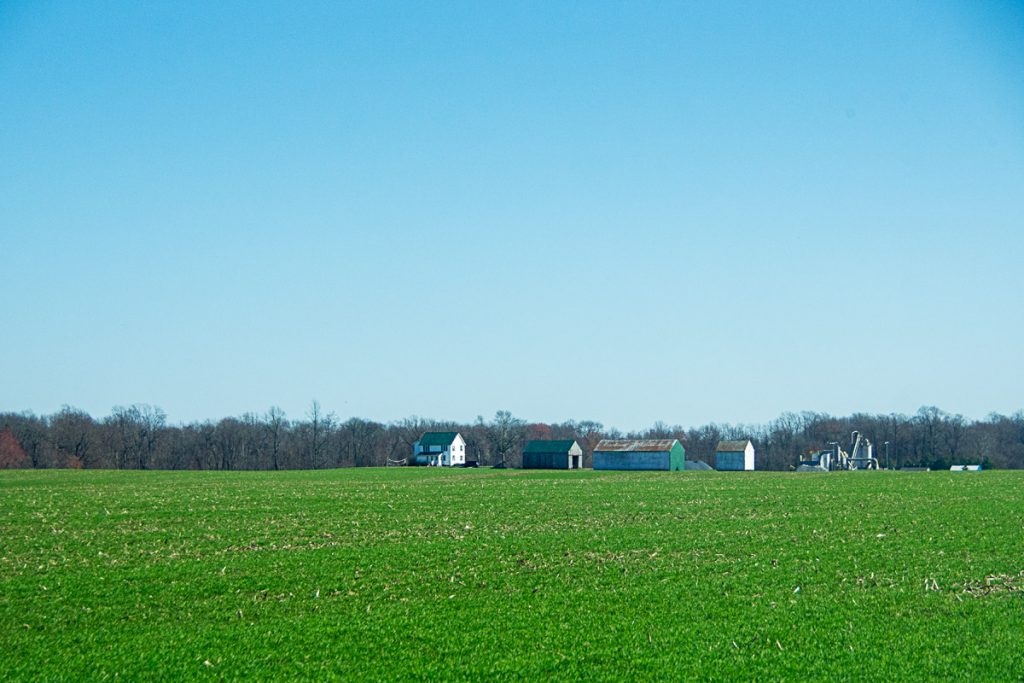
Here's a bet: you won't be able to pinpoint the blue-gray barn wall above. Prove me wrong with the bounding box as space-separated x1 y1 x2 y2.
716 451 745 470
593 451 670 470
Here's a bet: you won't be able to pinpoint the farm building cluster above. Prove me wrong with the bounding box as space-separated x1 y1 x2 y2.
411 432 757 470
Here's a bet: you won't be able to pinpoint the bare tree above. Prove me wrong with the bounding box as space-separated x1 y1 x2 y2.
488 410 526 468
264 407 288 470
105 405 167 469
50 406 95 468
941 413 966 462
302 401 335 469
338 418 384 467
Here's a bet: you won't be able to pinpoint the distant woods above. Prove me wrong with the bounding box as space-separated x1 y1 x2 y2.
1 405 1022 471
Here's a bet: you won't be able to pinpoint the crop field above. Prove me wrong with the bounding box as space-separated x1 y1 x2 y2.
2 469 1023 681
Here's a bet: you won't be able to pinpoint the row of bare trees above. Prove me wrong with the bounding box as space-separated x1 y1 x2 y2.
1 405 1022 470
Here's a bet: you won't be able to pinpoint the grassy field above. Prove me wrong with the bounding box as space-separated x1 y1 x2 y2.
1 468 1023 681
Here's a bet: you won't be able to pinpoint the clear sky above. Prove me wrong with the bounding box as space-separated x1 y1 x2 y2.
2 1 1022 430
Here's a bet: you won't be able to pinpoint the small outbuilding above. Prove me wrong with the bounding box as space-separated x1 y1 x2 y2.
715 439 755 471
592 439 685 471
413 431 467 467
522 440 584 469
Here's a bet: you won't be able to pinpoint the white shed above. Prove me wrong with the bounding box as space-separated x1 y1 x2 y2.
715 440 755 471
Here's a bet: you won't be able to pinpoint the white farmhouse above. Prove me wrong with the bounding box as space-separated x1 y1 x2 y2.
413 431 467 467
715 439 756 471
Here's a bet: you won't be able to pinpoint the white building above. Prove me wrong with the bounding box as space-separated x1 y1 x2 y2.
715 439 755 471
413 432 467 467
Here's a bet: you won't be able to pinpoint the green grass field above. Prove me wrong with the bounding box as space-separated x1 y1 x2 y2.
2 468 1022 680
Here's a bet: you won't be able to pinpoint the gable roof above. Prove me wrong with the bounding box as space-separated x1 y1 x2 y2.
594 439 678 453
523 439 578 454
716 440 752 452
418 431 460 447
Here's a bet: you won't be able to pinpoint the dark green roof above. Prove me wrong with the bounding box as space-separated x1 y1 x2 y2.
524 439 578 454
419 432 460 447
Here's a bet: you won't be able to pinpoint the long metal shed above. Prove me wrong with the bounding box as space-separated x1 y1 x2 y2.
592 439 685 471
522 440 584 469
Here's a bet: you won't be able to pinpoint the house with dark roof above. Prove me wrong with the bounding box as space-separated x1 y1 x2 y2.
715 439 755 471
592 439 685 471
522 440 583 469
413 431 467 467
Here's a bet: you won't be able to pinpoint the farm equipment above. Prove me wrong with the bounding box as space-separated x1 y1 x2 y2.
798 431 880 471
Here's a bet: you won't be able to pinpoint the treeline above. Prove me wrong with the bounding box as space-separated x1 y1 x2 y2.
1 404 1022 471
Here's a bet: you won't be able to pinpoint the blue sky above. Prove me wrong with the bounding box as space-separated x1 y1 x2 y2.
2 1 1022 430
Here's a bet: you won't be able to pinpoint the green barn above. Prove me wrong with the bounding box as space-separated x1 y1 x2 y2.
522 440 584 469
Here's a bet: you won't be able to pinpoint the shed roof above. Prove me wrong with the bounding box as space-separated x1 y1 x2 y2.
523 439 578 454
716 439 752 452
418 431 460 447
594 439 678 453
